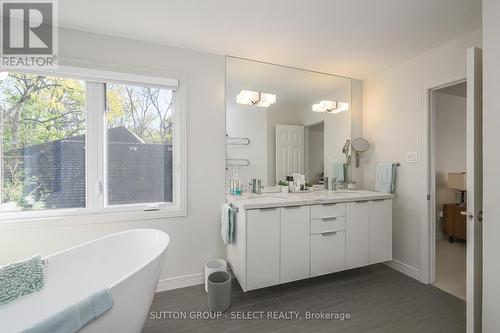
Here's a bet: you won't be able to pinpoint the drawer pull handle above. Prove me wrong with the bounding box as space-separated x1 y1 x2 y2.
321 231 338 236
259 207 277 211
321 216 337 221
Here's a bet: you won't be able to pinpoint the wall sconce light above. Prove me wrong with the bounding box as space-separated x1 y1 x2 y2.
237 90 277 108
312 100 349 113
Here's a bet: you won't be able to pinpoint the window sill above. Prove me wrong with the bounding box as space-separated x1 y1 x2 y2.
0 207 186 230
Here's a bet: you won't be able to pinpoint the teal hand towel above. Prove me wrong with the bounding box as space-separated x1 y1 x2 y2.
221 203 231 244
375 161 396 193
333 163 345 183
0 255 44 305
229 207 236 243
22 288 113 333
221 203 236 245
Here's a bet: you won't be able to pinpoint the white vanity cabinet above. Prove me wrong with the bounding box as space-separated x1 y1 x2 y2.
346 199 393 269
368 199 393 264
246 208 280 290
245 205 310 290
346 201 370 269
227 192 393 292
280 206 310 283
310 203 346 277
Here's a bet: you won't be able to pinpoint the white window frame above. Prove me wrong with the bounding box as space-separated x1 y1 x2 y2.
0 65 186 223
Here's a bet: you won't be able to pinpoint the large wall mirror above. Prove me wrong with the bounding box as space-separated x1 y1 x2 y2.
226 57 352 189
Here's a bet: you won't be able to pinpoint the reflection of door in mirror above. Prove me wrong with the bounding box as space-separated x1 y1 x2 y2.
276 125 305 184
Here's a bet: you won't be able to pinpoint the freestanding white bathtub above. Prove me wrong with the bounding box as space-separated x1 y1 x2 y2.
0 229 169 333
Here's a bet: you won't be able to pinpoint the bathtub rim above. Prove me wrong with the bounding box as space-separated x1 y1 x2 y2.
43 228 169 289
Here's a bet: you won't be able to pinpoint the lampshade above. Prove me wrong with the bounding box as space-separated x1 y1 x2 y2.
447 172 466 191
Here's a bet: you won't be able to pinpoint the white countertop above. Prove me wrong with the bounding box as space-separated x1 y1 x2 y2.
227 190 394 210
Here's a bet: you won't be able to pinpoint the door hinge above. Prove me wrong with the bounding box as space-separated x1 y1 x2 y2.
427 194 431 201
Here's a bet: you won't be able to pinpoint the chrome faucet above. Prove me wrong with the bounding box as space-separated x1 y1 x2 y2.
249 178 264 194
332 177 345 191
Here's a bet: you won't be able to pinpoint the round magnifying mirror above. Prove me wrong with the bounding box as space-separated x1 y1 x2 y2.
351 137 371 152
351 137 370 168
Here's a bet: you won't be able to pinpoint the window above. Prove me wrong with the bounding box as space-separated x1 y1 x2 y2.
105 83 174 206
0 73 86 211
0 67 184 221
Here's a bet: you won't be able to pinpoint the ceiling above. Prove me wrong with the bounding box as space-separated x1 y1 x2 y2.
58 0 481 79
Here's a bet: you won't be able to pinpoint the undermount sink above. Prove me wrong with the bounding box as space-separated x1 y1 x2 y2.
241 194 286 200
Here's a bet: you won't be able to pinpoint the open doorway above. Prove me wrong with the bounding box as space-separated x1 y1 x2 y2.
305 122 325 185
430 81 467 300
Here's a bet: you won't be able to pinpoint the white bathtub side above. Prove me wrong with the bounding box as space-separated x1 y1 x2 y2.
81 247 167 333
0 229 169 333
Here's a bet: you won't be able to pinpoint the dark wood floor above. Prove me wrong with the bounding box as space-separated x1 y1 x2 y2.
142 264 465 333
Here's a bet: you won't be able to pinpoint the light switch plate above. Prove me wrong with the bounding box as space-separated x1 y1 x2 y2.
406 152 418 163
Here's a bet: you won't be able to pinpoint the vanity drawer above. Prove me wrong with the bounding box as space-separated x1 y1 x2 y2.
311 216 346 234
311 202 345 220
310 230 346 277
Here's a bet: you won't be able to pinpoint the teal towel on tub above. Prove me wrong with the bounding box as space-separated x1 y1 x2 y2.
0 255 44 305
22 288 114 333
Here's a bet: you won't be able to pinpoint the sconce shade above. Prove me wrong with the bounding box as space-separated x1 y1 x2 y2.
311 100 349 113
236 90 276 107
447 172 466 191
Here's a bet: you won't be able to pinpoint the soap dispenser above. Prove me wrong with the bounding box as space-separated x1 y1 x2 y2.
231 169 242 196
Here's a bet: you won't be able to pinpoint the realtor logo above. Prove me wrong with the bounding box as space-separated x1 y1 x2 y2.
1 0 58 67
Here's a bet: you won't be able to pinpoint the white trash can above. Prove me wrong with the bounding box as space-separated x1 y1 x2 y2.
204 259 227 292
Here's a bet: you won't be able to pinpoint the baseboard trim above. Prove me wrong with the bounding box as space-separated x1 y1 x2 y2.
385 260 420 281
156 273 204 292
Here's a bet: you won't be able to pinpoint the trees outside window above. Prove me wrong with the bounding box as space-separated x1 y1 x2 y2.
0 72 175 212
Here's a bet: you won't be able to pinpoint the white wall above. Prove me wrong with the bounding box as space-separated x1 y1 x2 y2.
434 92 466 239
350 80 364 188
362 29 481 275
482 0 500 330
226 103 268 188
0 28 227 287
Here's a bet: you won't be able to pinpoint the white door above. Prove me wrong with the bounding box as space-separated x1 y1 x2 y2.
280 206 310 283
465 47 483 333
276 125 304 184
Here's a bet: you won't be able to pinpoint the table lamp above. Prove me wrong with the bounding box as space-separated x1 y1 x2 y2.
447 172 466 204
